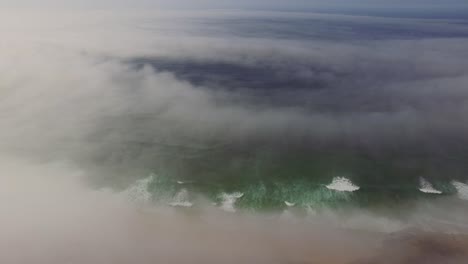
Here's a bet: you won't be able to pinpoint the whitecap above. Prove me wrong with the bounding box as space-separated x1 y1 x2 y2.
168 189 193 207
418 177 442 194
284 201 296 207
122 175 154 205
452 181 468 200
219 192 244 212
326 177 360 192
176 180 195 185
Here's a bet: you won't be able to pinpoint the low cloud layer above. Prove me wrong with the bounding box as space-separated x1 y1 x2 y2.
2 10 468 179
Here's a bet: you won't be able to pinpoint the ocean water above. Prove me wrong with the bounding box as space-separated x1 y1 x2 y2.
117 13 468 211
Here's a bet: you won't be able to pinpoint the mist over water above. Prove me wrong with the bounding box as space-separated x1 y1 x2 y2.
1 8 468 263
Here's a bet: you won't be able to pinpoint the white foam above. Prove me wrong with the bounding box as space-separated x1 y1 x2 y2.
284 201 296 207
219 192 244 212
418 177 442 194
452 181 468 200
326 177 360 192
176 180 195 185
168 189 193 208
122 175 154 205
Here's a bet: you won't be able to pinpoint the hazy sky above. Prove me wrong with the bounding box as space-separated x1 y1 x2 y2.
4 0 468 10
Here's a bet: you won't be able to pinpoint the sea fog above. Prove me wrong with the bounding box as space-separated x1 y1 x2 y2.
1 8 468 263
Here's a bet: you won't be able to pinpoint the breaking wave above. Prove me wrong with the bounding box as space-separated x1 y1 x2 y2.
119 174 468 213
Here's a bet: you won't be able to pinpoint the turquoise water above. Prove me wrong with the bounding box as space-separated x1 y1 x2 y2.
107 146 468 211
124 172 463 212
